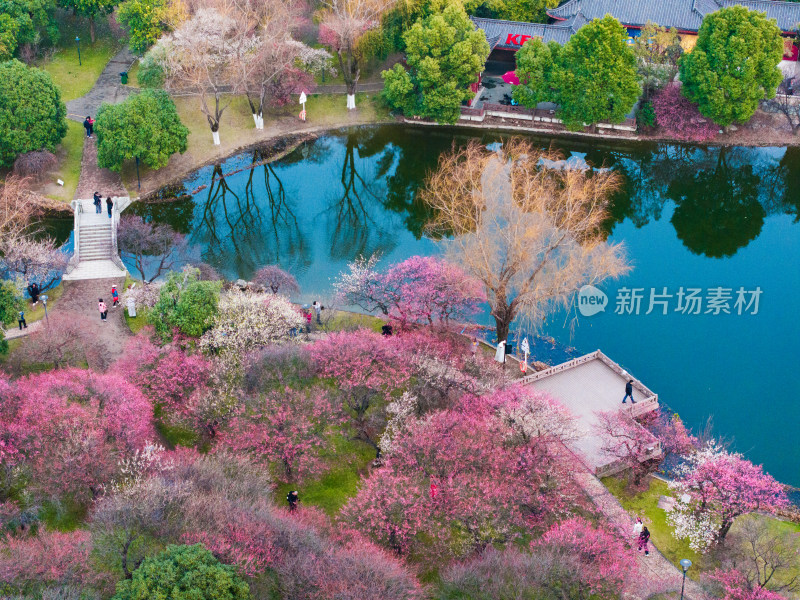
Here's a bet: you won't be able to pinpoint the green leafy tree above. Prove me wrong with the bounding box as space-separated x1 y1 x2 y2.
512 37 560 107
0 0 58 59
0 60 67 167
382 3 489 124
58 0 119 41
96 89 188 172
552 15 641 130
112 544 251 600
117 0 183 54
679 5 783 127
513 16 640 131
0 280 24 326
152 267 221 338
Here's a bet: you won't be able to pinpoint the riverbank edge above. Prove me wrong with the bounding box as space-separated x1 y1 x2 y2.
91 114 799 208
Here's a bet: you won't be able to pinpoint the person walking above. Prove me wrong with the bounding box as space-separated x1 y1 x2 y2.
304 310 312 333
287 490 299 513
622 379 636 404
106 196 113 218
312 300 323 325
93 191 102 214
471 337 479 358
111 285 120 307
633 517 643 539
98 298 108 322
83 116 94 137
18 310 27 330
27 282 39 306
638 526 650 556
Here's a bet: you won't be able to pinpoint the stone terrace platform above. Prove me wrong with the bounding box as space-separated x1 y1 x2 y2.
520 350 661 476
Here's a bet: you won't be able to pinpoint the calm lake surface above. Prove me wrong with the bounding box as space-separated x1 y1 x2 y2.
123 125 800 486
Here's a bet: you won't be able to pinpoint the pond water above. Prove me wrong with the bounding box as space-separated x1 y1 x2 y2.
115 125 799 486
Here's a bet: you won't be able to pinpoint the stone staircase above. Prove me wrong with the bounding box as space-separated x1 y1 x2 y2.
63 198 128 281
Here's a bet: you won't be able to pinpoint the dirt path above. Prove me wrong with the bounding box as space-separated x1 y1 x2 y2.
74 136 128 200
54 277 131 363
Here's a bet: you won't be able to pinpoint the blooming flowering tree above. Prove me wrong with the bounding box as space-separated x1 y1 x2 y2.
221 387 341 484
334 255 486 329
667 441 789 551
653 84 719 142
709 569 788 600
533 517 637 597
0 529 102 591
201 290 304 357
595 410 662 488
0 235 70 292
343 392 579 560
319 0 397 110
309 329 412 456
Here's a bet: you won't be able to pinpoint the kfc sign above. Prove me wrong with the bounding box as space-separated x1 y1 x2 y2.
505 33 539 46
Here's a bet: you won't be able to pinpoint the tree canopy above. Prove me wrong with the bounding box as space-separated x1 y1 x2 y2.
111 544 251 600
96 89 188 172
382 3 489 123
0 60 67 167
57 0 118 41
0 0 58 60
513 15 640 130
679 5 783 127
116 0 186 54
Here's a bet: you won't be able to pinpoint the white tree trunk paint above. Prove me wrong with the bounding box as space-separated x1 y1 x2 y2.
252 113 259 127
212 131 220 145
257 115 264 129
346 94 356 110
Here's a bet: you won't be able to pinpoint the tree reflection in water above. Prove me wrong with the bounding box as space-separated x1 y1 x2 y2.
194 149 310 278
323 131 399 261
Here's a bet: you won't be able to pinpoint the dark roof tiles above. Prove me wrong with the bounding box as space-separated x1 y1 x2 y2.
547 0 800 32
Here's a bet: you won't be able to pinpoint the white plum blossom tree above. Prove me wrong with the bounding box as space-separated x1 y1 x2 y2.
201 289 304 357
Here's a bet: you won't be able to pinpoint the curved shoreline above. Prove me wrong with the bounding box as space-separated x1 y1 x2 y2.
132 115 800 203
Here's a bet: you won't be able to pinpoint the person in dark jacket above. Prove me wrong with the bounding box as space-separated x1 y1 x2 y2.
106 196 113 218
93 191 102 213
622 379 636 404
287 490 299 512
83 116 94 137
638 526 650 556
18 310 26 330
27 282 39 305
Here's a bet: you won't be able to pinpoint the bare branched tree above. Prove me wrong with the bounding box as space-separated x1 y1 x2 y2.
722 516 800 593
319 0 397 109
422 140 630 341
762 78 800 135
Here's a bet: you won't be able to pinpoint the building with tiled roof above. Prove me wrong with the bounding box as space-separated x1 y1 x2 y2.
547 0 800 34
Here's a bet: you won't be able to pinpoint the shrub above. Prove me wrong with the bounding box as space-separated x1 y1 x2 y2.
636 100 656 130
12 150 58 180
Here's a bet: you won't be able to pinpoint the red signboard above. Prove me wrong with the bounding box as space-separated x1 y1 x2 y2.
504 33 539 46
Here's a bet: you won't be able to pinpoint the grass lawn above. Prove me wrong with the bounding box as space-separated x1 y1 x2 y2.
120 92 391 192
39 13 125 102
603 475 800 586
603 475 712 572
47 120 85 201
324 310 385 333
275 434 375 516
24 283 65 324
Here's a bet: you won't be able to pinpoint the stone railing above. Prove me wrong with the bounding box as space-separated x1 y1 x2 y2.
65 200 83 274
460 104 637 132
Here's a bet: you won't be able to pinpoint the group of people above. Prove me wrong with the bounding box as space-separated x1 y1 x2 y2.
93 191 114 218
82 115 94 138
291 301 324 336
97 286 120 322
633 517 651 556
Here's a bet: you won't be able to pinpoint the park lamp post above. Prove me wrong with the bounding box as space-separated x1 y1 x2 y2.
679 558 692 600
40 294 49 328
75 37 82 66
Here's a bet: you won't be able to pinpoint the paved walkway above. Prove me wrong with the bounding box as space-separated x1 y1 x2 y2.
75 136 129 200
4 320 42 340
66 47 136 122
572 464 708 599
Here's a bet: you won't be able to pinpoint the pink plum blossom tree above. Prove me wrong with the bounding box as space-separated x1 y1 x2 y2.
667 441 789 551
595 410 662 488
252 265 300 295
334 255 486 329
709 569 789 600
